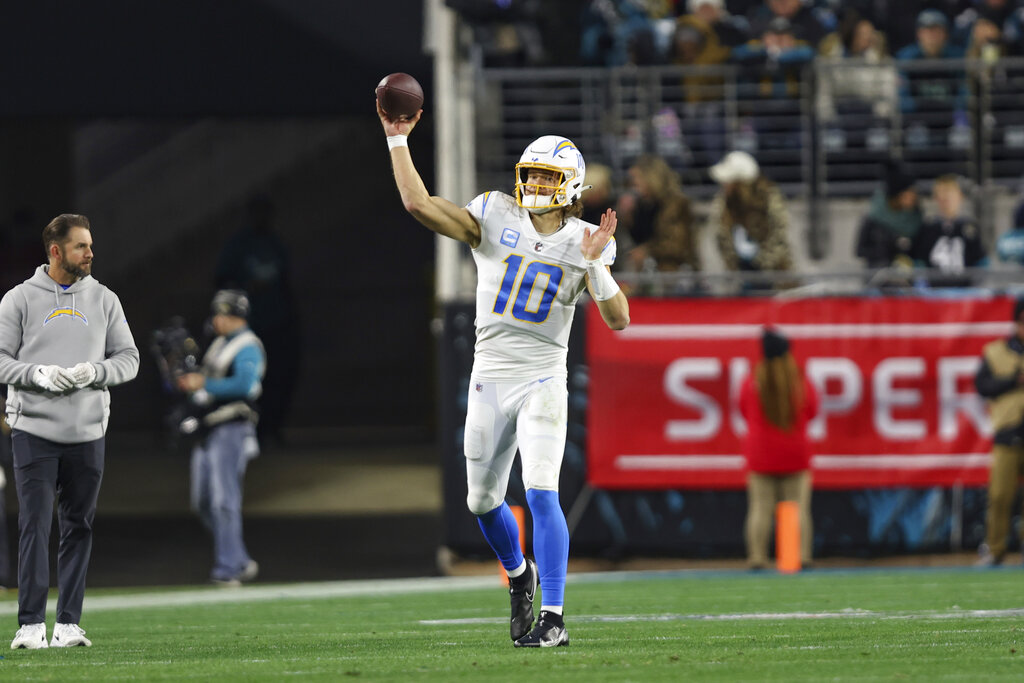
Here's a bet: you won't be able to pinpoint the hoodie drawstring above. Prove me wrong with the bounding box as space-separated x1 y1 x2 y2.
53 284 77 320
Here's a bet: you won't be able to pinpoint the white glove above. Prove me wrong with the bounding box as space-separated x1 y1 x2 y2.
67 362 98 388
34 365 75 392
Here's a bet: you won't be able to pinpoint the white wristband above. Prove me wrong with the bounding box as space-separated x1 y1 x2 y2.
585 258 620 302
387 134 409 150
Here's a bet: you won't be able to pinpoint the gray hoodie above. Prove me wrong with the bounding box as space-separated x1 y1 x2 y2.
0 265 139 443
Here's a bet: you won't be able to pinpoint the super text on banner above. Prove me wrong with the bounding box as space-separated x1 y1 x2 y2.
586 297 1011 490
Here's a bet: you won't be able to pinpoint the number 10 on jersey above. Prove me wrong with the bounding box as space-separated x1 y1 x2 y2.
492 254 564 323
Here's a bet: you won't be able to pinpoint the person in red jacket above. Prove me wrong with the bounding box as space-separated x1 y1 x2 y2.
739 328 819 569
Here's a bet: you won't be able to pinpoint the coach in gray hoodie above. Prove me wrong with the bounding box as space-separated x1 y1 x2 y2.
0 213 138 650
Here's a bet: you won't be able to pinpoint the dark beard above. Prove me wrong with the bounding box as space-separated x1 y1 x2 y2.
60 258 91 281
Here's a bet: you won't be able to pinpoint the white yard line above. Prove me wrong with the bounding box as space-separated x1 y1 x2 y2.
2 569 1021 623
421 608 1024 626
0 575 499 617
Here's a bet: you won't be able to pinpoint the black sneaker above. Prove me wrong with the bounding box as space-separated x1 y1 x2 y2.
514 610 569 648
508 559 538 641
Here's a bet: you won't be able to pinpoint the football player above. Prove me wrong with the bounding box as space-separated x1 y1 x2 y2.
378 102 629 647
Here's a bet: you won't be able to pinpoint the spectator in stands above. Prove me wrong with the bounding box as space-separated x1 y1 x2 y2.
674 0 748 101
973 297 1024 566
816 10 897 122
580 163 617 227
731 17 815 151
747 0 834 48
739 327 819 570
673 0 749 166
678 0 749 56
446 0 558 67
709 151 794 280
896 10 968 148
616 155 701 273
855 162 923 269
865 1 947 55
581 0 661 66
732 17 816 100
953 0 1018 51
967 15 1008 61
673 2 738 92
911 174 987 286
995 183 1024 264
896 9 965 66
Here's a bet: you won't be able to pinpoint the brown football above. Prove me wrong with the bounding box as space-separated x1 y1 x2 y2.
375 73 424 120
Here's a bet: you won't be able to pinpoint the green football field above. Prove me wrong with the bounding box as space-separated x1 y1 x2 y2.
0 567 1021 681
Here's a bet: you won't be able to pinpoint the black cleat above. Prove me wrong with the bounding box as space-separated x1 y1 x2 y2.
514 610 569 648
509 559 538 641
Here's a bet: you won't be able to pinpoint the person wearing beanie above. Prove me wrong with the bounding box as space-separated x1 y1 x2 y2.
176 289 265 586
895 10 967 145
855 161 923 270
973 299 1024 566
738 328 819 570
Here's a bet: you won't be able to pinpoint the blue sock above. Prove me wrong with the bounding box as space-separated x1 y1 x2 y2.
526 488 568 607
477 502 525 571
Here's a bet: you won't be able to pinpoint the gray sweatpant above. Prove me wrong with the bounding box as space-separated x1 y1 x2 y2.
11 430 104 626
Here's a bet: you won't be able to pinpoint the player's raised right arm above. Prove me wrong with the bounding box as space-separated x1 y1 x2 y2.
378 101 481 248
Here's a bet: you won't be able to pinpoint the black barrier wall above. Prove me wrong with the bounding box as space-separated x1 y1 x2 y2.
438 301 1006 560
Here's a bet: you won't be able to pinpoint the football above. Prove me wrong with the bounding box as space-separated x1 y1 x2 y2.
375 73 424 120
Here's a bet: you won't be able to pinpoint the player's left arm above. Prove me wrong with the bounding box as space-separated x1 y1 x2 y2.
582 209 630 331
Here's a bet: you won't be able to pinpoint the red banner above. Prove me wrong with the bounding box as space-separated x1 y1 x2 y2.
586 297 1014 490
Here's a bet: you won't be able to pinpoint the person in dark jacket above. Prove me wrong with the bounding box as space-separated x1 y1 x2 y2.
855 162 923 270
739 328 819 570
973 298 1024 566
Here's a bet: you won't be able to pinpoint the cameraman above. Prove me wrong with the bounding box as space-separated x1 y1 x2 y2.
177 290 265 585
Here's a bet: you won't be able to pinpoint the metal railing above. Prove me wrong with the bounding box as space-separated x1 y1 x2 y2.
474 58 1024 200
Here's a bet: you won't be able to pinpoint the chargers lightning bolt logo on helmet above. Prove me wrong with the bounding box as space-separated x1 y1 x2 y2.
514 135 588 214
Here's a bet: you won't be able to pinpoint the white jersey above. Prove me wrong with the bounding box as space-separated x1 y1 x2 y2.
466 191 616 382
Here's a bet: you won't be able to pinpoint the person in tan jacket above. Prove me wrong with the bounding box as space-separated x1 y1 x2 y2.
617 155 700 274
974 298 1024 566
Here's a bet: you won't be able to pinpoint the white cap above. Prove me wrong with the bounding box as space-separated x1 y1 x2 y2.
709 151 760 184
688 0 724 12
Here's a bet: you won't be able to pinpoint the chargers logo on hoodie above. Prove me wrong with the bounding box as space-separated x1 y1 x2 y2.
43 308 89 325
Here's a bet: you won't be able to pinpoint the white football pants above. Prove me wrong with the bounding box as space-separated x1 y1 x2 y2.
463 376 568 515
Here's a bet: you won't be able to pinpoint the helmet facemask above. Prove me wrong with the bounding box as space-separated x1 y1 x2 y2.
516 162 573 214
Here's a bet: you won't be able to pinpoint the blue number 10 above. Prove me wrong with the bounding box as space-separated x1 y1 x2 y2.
492 255 564 323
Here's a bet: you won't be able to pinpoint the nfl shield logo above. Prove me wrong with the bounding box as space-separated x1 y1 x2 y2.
475 383 483 393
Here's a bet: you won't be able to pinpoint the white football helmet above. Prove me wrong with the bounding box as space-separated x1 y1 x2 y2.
514 136 587 214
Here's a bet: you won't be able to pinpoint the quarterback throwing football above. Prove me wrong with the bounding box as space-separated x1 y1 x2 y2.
378 102 629 647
